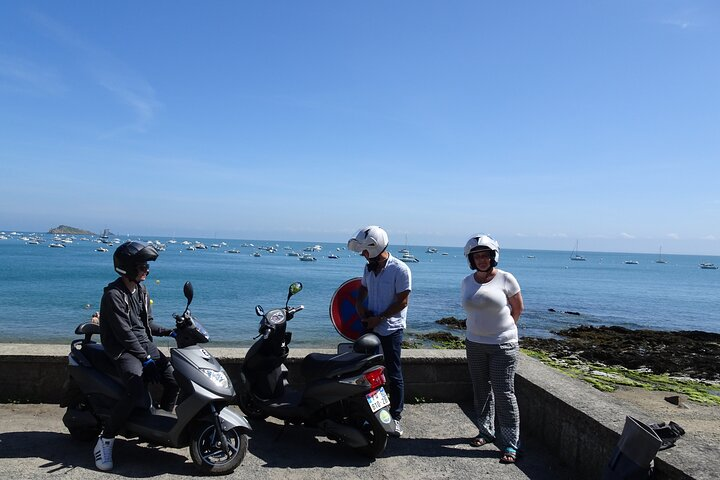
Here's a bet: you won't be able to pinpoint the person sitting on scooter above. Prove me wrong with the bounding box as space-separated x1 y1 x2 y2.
93 241 179 471
348 225 412 438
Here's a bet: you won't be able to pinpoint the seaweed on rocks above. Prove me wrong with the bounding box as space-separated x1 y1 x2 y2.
522 325 720 382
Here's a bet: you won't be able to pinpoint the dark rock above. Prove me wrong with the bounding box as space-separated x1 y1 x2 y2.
521 325 720 381
435 317 467 329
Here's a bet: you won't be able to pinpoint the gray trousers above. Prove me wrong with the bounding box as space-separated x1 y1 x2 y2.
466 340 520 451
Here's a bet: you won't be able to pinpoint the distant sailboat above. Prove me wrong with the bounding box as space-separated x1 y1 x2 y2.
570 241 586 261
655 246 667 264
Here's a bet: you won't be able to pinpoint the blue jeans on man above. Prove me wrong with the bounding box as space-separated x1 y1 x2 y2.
376 329 404 421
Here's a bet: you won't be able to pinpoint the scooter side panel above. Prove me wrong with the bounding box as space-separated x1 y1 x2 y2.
67 363 124 401
302 378 369 407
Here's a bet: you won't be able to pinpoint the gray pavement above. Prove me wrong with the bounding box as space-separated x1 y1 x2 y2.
0 402 573 479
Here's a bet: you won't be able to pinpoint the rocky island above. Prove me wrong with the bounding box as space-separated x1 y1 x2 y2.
48 225 96 235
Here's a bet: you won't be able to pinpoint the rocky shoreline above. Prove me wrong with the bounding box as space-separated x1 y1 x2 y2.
521 325 720 382
410 319 720 404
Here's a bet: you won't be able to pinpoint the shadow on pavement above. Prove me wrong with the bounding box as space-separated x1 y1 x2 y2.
0 431 194 477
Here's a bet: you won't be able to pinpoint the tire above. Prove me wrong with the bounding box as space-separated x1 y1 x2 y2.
190 423 248 475
237 391 268 420
351 411 388 458
62 381 102 442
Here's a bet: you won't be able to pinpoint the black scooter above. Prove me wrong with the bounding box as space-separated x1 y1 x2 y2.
236 282 395 458
61 281 251 475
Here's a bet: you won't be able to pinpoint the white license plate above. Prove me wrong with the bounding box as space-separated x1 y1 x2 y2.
366 387 390 413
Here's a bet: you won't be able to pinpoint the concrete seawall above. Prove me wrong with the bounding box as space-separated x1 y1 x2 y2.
0 344 707 480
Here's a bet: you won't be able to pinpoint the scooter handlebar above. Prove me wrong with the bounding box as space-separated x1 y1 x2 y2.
286 305 305 319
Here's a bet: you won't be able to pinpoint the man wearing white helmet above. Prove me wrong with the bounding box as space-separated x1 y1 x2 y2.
461 234 524 464
348 226 411 437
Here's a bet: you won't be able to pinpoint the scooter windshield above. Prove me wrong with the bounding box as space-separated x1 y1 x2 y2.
193 319 210 340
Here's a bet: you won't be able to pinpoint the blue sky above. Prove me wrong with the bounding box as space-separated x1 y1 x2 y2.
1 1 719 255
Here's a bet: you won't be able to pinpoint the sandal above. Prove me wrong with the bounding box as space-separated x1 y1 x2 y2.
469 436 492 447
499 447 517 464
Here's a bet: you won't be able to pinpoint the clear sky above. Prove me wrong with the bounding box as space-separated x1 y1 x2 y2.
1 1 719 255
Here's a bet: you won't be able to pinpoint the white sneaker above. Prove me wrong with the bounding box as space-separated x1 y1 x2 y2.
390 419 404 437
93 436 114 471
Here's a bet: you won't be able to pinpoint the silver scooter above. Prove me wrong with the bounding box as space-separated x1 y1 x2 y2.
61 281 250 475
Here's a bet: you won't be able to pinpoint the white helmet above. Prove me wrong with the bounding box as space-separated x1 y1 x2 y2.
348 226 389 258
464 234 500 270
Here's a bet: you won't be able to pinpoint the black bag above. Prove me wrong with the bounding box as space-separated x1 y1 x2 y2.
602 416 663 480
648 421 685 451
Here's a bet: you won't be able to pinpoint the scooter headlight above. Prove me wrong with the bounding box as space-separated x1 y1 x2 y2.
266 309 286 325
200 368 229 389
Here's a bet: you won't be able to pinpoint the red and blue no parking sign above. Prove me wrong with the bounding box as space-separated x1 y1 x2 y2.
329 277 369 341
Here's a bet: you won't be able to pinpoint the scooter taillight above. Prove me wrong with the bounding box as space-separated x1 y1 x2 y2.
364 367 386 390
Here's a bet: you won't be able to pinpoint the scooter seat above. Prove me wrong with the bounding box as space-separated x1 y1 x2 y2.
301 351 383 382
81 343 121 379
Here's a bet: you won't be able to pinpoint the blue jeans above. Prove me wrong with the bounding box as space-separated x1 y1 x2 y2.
376 329 404 420
104 346 178 437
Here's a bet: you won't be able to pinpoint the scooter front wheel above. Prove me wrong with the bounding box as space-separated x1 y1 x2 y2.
189 422 248 475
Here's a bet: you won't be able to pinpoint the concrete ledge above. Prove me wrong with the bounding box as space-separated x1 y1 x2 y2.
0 344 709 479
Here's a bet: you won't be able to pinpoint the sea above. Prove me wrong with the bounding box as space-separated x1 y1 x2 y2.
1 232 719 348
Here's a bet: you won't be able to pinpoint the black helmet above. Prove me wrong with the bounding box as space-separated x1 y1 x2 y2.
353 333 381 354
113 241 158 278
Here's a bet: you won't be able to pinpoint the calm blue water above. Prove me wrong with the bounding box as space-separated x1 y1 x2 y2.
1 233 719 348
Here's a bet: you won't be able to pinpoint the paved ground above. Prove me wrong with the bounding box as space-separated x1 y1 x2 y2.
0 402 574 479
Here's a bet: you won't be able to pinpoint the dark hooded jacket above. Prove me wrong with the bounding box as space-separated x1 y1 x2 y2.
99 277 172 361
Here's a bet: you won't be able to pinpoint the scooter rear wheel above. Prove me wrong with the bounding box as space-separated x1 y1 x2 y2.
190 422 248 475
352 412 388 458
61 381 102 441
237 392 269 420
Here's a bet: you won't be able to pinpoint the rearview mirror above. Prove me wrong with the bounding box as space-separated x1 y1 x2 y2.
183 281 194 313
286 282 303 308
255 305 264 317
289 282 303 297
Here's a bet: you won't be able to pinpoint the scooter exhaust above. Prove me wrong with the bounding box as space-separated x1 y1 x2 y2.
318 419 368 448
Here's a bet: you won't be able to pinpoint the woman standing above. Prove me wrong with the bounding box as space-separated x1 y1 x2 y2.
461 234 524 464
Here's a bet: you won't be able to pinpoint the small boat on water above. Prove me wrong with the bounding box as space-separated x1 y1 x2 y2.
656 246 668 264
299 253 317 262
327 253 339 259
95 247 108 252
624 260 639 265
49 243 65 248
399 252 420 263
700 263 718 270
226 249 241 254
570 241 586 261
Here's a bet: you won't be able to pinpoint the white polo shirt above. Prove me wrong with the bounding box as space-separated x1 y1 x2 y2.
362 253 412 336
